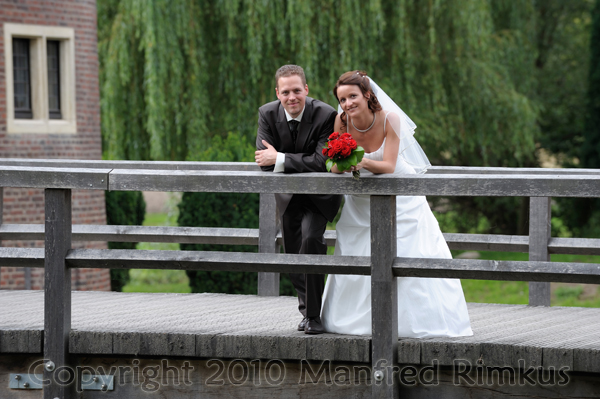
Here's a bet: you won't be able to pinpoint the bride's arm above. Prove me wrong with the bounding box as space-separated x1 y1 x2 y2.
354 112 400 174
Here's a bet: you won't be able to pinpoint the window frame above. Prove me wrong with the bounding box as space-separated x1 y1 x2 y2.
4 23 77 134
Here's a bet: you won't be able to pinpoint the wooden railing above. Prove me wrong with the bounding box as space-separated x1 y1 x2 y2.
1 158 600 399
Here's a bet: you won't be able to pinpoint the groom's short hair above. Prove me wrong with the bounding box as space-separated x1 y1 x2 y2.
275 65 306 88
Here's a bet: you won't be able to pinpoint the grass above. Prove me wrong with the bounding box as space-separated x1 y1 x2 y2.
456 250 600 307
142 212 173 227
124 212 599 307
123 266 191 294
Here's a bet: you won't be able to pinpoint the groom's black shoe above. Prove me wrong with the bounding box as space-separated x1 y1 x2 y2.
304 317 325 335
297 317 309 331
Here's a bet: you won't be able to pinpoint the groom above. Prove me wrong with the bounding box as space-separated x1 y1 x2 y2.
255 65 341 334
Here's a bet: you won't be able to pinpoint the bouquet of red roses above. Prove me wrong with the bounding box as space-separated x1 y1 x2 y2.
322 132 365 179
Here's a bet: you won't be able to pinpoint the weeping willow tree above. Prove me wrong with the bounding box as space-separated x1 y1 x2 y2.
533 0 593 162
98 0 209 160
582 0 600 169
555 0 600 238
98 0 539 164
98 0 593 235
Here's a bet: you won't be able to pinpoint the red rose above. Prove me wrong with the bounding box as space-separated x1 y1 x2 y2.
322 147 328 156
334 140 348 158
340 145 352 158
348 139 358 150
330 141 341 155
332 140 345 157
329 132 340 140
340 132 352 140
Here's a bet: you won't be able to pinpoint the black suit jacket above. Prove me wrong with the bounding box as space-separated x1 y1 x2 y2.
256 97 342 222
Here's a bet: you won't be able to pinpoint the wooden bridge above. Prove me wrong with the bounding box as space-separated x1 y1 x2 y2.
1 159 600 398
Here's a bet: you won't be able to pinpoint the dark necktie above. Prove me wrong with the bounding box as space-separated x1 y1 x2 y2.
288 120 299 144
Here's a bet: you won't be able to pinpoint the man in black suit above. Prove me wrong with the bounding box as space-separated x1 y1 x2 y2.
255 65 341 334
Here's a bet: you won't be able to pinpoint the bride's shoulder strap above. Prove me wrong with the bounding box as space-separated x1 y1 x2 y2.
383 110 398 134
383 110 391 132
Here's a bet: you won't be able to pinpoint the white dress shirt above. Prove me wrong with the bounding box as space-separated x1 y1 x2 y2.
274 107 305 173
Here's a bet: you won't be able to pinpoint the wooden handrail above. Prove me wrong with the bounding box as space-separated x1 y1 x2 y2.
4 224 600 256
2 158 600 175
2 160 600 399
3 248 598 284
2 164 600 196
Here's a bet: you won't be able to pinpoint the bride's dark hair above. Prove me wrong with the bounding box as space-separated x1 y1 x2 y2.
333 70 382 132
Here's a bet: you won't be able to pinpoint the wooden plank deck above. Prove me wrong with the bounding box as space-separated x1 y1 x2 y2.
1 290 599 373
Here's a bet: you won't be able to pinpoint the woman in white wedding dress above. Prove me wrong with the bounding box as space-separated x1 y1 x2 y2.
320 71 473 338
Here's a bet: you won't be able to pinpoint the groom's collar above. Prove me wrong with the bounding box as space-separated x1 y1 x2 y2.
284 107 305 123
279 97 313 123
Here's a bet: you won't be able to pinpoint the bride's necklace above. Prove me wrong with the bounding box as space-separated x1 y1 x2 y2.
351 113 376 133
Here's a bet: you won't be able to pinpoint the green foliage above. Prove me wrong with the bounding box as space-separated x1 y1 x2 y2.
105 190 146 291
551 196 600 239
393 0 539 169
551 216 573 238
98 0 541 166
551 1 600 239
554 286 584 301
582 0 600 169
433 208 491 235
579 0 600 237
535 0 594 161
432 0 592 235
105 190 146 228
432 195 528 235
325 146 364 173
97 1 595 237
98 0 208 161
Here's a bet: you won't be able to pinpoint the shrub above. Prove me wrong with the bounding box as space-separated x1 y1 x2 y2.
105 190 146 291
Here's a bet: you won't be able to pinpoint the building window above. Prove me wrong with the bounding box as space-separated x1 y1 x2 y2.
12 38 33 119
4 23 77 134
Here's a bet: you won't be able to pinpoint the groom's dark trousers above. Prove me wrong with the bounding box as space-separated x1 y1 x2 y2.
256 97 341 318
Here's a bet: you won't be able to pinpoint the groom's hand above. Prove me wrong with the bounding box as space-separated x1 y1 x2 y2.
255 140 278 167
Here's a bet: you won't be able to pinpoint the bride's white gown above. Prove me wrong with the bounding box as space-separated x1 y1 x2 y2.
320 137 473 338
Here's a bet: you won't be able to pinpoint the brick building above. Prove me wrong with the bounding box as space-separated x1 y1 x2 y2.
0 0 110 290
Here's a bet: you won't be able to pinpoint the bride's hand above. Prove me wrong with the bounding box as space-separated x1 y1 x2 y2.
350 159 366 172
332 159 366 174
331 164 344 174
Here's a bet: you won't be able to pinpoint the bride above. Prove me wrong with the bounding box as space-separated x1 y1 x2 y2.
320 71 473 338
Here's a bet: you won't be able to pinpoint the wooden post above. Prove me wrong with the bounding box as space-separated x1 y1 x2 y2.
370 195 398 398
258 193 280 296
25 267 32 290
44 189 74 398
22 184 30 288
0 187 3 289
529 197 551 306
